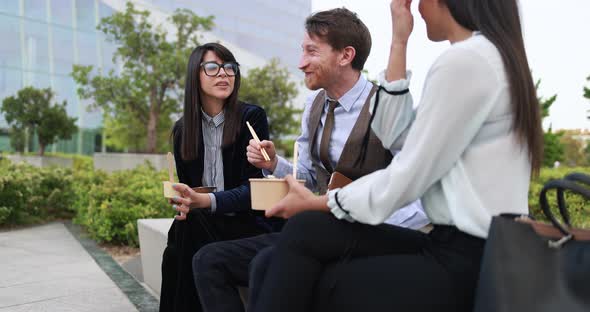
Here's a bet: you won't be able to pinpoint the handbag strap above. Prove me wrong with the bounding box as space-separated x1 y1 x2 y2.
564 172 590 186
540 175 590 237
555 173 590 227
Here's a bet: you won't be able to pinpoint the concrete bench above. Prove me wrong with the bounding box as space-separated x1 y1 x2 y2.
136 218 430 304
137 218 174 296
137 218 249 305
95 153 173 173
6 155 73 168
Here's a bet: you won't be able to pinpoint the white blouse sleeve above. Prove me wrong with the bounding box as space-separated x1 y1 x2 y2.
369 70 416 152
329 47 504 224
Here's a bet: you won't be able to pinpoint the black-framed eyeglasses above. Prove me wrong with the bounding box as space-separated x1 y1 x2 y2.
200 61 239 77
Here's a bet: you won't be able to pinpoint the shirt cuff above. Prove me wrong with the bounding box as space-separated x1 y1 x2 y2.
262 168 273 177
327 189 355 223
208 193 217 213
378 70 412 91
268 156 291 178
383 201 430 229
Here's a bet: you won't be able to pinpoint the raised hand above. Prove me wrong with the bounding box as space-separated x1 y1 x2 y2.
391 0 414 44
386 0 412 81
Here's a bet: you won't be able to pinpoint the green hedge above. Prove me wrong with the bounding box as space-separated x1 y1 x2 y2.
0 159 75 225
73 164 171 246
528 167 590 228
0 156 588 246
0 158 173 246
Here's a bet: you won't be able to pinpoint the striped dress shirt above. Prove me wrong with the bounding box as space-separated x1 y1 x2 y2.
201 109 225 213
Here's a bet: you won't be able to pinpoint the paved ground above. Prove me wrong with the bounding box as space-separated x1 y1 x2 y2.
0 222 157 312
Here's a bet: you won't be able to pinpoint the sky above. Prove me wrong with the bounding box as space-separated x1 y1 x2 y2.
311 0 590 131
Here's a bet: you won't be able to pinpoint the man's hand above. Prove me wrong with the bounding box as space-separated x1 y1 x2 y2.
265 175 329 219
170 183 212 221
247 139 278 171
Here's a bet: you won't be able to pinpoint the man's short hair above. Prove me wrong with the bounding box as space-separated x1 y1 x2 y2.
305 8 372 71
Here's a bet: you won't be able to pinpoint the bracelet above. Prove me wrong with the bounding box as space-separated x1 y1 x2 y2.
334 191 350 214
379 86 409 95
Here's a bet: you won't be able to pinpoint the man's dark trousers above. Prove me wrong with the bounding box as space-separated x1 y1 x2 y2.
192 233 279 312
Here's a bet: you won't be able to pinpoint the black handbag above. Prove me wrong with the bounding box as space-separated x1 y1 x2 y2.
473 173 590 312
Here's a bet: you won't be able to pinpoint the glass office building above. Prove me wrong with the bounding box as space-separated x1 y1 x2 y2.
147 0 311 78
141 0 310 76
0 0 311 154
0 0 117 154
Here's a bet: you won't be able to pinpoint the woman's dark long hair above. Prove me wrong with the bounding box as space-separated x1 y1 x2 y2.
444 0 543 175
177 42 242 161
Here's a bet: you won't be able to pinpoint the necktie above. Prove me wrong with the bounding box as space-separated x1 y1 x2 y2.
319 99 338 173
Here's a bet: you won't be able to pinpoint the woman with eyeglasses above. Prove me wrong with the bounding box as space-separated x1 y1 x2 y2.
159 42 281 312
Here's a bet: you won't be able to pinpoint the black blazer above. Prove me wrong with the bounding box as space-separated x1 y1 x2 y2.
173 102 270 216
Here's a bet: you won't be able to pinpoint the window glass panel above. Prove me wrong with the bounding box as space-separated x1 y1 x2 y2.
75 0 96 31
24 0 47 22
75 98 100 128
53 75 78 118
0 16 22 69
76 30 97 67
0 67 23 103
23 20 50 73
98 1 114 19
83 104 102 128
0 68 23 128
0 2 20 15
52 26 74 75
147 0 173 13
26 71 51 89
50 0 73 27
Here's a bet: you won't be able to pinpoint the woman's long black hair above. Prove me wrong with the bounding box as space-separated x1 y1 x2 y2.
444 0 543 174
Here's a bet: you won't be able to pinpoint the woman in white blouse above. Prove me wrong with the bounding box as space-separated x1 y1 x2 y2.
251 0 544 311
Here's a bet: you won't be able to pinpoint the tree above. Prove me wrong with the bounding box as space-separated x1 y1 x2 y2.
536 79 557 119
72 2 213 153
543 127 564 167
101 109 173 153
1 87 78 156
536 79 564 167
557 129 590 167
582 76 590 163
240 59 301 143
8 125 25 153
559 131 586 166
584 75 590 120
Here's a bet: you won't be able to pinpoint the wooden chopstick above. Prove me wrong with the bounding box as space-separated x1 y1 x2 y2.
292 141 298 178
166 152 175 182
246 121 271 162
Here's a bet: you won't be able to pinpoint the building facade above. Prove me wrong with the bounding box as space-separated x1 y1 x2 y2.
0 0 311 154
